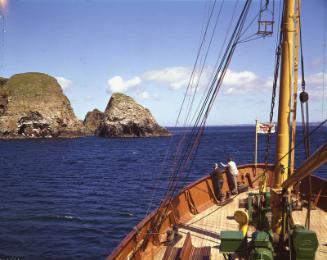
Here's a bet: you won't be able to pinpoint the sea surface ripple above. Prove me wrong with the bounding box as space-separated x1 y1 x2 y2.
0 126 325 259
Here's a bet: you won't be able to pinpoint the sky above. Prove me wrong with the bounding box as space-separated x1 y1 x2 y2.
0 0 326 126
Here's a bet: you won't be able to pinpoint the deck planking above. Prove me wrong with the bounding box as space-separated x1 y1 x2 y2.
155 190 327 259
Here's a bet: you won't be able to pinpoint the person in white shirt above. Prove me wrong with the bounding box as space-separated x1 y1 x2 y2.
220 157 239 195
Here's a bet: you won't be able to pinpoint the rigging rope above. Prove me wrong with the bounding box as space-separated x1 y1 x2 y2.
298 1 310 159
189 0 239 125
261 0 285 191
297 0 312 229
163 0 224 204
164 0 253 202
140 0 254 249
274 119 327 179
176 0 218 127
183 0 225 128
144 0 221 216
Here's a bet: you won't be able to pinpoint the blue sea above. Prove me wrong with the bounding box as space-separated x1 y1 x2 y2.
0 126 325 259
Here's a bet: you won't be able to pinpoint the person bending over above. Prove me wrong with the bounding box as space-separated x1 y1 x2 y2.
220 157 239 195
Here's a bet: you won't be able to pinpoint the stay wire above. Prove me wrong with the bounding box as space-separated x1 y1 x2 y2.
158 0 252 212
163 0 242 201
177 3 253 189
298 0 310 159
164 0 252 201
166 0 240 195
262 0 285 179
183 0 225 128
144 0 219 215
297 0 311 228
175 0 218 127
273 118 327 175
147 0 223 216
142 2 275 250
142 2 253 247
189 0 239 125
239 10 260 39
238 34 263 44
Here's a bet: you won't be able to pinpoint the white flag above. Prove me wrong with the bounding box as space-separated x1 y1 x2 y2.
257 122 275 134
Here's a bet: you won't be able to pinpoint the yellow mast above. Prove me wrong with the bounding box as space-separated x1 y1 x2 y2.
274 0 296 188
290 0 300 176
271 0 296 234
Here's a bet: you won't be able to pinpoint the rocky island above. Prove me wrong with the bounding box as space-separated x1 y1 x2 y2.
88 93 171 138
0 72 170 139
0 72 84 138
83 108 105 135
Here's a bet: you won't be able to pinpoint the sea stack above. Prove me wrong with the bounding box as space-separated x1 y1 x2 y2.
0 72 84 138
83 108 105 135
96 92 170 137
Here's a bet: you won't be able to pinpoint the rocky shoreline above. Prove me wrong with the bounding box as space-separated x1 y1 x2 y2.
0 72 170 139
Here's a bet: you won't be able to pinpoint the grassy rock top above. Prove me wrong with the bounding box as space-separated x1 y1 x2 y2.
0 72 83 138
0 72 64 102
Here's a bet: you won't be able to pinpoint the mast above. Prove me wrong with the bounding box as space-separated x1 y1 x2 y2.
290 0 300 176
271 0 296 234
274 0 296 188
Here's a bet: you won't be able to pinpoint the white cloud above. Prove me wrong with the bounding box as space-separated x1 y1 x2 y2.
107 75 142 93
56 77 72 90
263 78 274 89
105 68 327 98
306 72 325 86
137 91 159 100
105 67 264 97
263 72 326 97
84 96 94 102
143 67 191 90
224 69 258 86
139 91 151 99
141 67 261 96
222 69 260 95
226 87 235 94
261 71 326 99
304 71 327 98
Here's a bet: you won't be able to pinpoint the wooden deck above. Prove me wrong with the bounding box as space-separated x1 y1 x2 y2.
108 167 327 260
155 190 327 259
155 192 247 259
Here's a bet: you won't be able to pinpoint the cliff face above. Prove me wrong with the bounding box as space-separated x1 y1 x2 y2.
0 72 84 138
96 93 170 137
83 109 105 135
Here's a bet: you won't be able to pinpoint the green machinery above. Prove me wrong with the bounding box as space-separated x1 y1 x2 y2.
247 192 271 230
291 225 318 260
220 230 274 260
220 191 318 260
